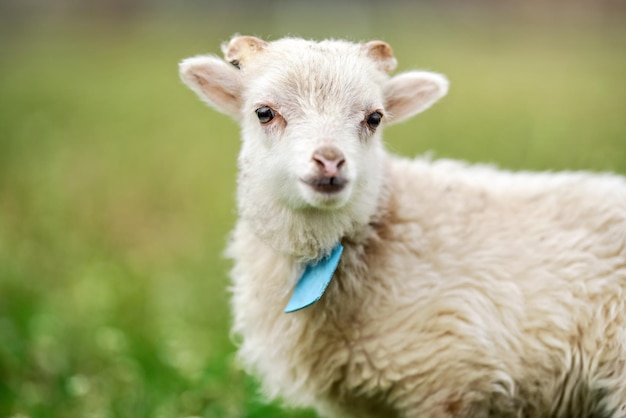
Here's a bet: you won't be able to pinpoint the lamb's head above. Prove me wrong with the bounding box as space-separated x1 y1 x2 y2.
180 36 448 258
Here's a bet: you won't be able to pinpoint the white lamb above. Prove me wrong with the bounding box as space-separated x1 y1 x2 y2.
179 36 626 417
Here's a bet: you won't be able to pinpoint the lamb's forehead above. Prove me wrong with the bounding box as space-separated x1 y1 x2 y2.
243 38 389 108
270 38 365 60
258 38 387 80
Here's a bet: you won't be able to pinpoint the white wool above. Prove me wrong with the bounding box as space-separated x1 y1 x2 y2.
180 36 626 417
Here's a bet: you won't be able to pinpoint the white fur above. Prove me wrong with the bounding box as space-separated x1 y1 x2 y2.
180 36 626 417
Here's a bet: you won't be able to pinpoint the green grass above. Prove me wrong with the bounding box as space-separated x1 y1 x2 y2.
0 12 624 418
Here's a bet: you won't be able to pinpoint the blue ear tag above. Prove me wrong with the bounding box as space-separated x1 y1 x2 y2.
284 243 344 313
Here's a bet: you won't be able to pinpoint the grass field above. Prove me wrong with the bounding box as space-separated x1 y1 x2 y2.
0 11 625 418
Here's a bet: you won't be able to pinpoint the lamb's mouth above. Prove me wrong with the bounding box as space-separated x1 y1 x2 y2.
301 176 348 194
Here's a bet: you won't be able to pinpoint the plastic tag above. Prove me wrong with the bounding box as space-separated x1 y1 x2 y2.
284 243 343 313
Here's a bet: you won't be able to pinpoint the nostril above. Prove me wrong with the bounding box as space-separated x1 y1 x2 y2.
312 155 326 169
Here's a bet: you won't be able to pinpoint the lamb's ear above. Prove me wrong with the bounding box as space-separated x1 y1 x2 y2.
222 35 268 69
179 55 243 120
384 71 449 125
362 40 397 73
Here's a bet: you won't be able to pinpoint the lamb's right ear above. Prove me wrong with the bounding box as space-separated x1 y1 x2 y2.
384 71 449 125
179 55 243 119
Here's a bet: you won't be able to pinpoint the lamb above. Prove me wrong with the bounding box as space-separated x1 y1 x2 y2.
179 35 626 417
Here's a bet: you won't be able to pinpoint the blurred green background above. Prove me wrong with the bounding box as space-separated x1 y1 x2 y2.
0 1 624 417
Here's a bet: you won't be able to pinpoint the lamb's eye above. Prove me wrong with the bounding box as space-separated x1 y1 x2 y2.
256 106 275 124
366 111 383 129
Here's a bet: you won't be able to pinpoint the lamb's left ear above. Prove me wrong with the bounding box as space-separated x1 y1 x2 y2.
384 71 449 125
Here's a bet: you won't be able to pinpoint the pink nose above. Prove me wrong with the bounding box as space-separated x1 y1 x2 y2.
312 146 346 176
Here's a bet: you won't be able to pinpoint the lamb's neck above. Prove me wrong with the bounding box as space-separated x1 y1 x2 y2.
238 202 361 262
239 187 390 264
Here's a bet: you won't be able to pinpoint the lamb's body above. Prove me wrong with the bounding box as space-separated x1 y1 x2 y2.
229 156 626 417
180 36 626 417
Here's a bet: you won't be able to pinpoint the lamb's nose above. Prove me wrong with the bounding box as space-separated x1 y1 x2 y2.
312 146 346 176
